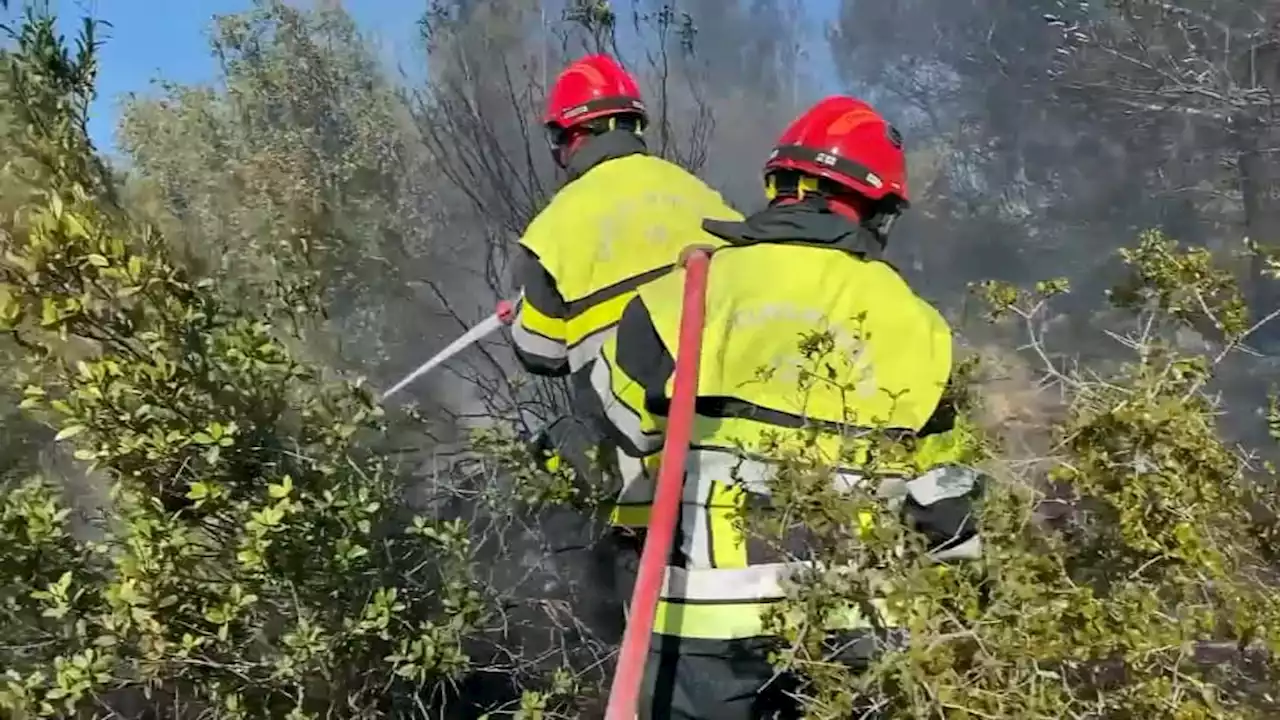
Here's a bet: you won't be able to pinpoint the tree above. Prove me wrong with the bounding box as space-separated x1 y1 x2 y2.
1050 1 1280 340
0 10 492 718
750 237 1280 719
118 1 453 398
110 3 824 713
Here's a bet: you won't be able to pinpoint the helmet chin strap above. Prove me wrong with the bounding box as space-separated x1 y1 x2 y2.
548 128 582 168
864 207 900 245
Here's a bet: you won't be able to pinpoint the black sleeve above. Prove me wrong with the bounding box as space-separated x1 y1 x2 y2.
511 245 571 377
916 394 958 438
571 296 674 458
614 297 676 417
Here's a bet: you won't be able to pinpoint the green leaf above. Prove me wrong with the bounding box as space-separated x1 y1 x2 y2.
64 213 90 239
40 297 58 326
86 253 109 267
268 475 293 499
55 425 86 442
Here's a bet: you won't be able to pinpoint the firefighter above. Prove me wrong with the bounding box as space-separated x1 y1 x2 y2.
576 96 985 719
510 53 740 380
508 54 743 636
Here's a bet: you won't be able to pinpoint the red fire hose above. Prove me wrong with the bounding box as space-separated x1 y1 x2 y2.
604 248 712 720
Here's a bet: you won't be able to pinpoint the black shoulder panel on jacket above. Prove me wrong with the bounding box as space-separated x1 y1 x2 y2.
614 297 676 415
515 245 568 319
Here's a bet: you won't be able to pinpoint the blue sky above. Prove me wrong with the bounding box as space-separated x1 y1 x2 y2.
2 0 840 156
1 0 424 154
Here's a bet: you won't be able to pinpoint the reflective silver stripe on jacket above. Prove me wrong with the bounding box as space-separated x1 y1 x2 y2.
660 563 794 602
588 351 664 455
510 320 567 361
614 451 650 499
660 563 901 604
566 328 611 370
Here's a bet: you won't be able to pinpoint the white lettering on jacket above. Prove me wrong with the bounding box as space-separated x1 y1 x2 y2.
596 192 699 263
727 303 877 399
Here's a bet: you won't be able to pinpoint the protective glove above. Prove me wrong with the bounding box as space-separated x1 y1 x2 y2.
520 424 564 473
520 415 610 484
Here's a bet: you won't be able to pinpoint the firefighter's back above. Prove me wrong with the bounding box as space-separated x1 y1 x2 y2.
520 154 743 369
698 241 951 434
641 239 953 448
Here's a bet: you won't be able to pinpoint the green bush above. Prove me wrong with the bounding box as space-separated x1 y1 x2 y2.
0 12 488 718
760 236 1280 718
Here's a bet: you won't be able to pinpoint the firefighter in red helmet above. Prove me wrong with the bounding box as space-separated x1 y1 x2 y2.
511 54 739 378
541 54 646 167
577 96 985 718
761 95 910 240
509 54 743 642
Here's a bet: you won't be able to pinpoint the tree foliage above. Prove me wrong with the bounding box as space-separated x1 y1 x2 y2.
0 10 489 718
768 242 1280 718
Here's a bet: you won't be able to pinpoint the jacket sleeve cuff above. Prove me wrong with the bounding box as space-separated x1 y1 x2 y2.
901 464 985 562
511 307 570 377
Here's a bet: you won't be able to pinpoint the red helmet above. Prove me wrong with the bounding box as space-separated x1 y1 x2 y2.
544 54 646 130
764 96 908 205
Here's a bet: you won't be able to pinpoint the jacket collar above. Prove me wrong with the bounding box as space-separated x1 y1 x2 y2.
701 198 888 260
563 129 649 183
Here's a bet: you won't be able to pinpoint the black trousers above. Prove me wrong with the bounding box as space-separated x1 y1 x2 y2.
639 636 805 720
607 530 890 720
637 635 892 720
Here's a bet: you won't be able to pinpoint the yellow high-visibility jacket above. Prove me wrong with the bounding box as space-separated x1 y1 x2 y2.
576 203 985 642
510 130 742 377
